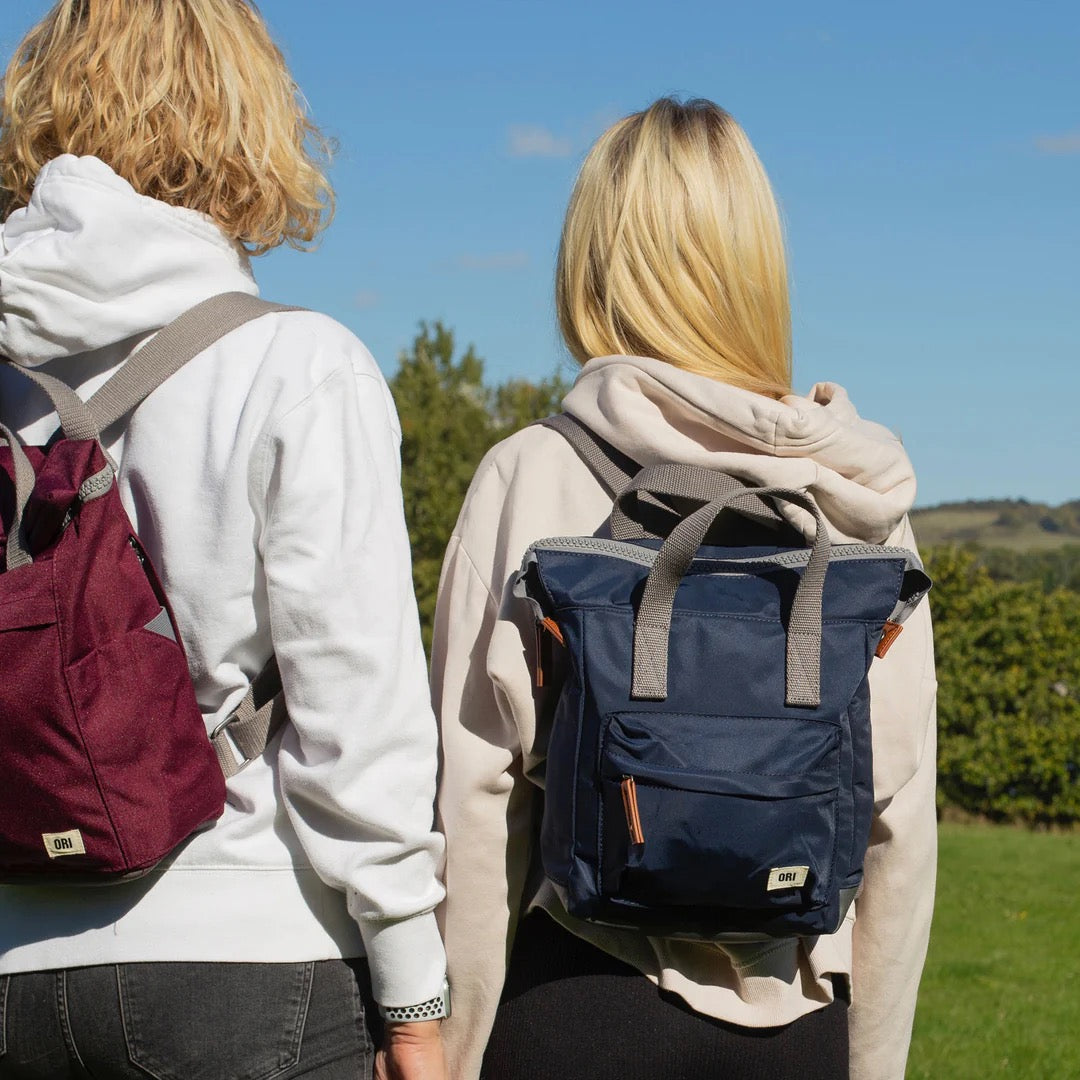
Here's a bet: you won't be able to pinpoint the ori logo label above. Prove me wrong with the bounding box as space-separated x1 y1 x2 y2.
767 865 809 891
42 829 86 858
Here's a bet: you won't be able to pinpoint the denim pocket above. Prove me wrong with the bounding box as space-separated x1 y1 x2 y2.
295 958 375 1075
118 962 314 1080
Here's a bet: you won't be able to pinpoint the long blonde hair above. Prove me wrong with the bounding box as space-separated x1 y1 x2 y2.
556 98 792 398
0 0 333 254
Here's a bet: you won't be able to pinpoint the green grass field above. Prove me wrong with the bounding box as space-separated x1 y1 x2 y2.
906 824 1080 1078
909 501 1080 551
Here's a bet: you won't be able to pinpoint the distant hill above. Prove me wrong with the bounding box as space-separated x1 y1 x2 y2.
911 499 1080 551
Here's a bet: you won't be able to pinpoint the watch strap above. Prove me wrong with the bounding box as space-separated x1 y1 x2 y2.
378 980 451 1023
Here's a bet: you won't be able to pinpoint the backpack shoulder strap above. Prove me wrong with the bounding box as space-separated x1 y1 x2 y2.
210 656 287 779
87 292 301 433
538 413 640 496
0 292 299 443
101 293 298 778
539 412 790 541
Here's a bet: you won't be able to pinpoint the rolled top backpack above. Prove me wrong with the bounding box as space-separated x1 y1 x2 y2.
516 414 931 940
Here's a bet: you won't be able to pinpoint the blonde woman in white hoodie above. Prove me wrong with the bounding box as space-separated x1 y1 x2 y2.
0 3 447 1079
433 98 937 1080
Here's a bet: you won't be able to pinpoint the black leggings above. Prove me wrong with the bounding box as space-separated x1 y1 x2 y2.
482 913 849 1080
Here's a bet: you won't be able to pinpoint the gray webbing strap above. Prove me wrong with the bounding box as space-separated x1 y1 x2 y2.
611 462 786 540
3 365 100 441
103 294 298 777
0 293 299 570
87 292 300 433
539 414 684 540
632 485 831 707
0 422 36 570
541 414 787 543
210 656 287 778
539 413 639 497
0 364 107 569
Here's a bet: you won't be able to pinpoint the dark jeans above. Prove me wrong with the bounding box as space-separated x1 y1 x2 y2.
483 913 850 1080
0 959 379 1080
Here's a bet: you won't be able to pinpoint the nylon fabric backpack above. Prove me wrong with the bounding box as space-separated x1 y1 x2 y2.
515 414 931 940
0 293 289 883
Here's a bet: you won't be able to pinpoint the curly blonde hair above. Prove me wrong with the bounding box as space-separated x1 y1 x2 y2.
556 98 792 399
0 0 333 254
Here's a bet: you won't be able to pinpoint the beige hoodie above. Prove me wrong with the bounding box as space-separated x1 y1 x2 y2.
432 356 937 1080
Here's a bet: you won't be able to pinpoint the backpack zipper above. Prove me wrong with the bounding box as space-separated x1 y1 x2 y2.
534 616 564 688
621 776 645 846
527 536 920 572
128 535 168 608
875 620 903 658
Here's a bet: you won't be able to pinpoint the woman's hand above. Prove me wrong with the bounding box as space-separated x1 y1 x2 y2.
374 1020 447 1080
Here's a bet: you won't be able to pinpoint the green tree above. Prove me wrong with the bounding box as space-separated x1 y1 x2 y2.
927 546 1080 824
390 322 568 649
491 376 569 437
977 544 1080 592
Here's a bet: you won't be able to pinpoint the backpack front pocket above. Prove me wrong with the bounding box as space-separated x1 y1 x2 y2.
597 712 840 913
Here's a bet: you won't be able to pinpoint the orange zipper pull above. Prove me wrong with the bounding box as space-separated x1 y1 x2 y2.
620 776 645 846
535 622 545 688
535 617 565 688
875 620 903 659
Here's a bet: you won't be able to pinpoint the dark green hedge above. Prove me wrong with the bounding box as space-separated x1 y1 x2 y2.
926 547 1079 825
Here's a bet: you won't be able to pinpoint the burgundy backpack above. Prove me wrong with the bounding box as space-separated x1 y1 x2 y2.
0 293 289 882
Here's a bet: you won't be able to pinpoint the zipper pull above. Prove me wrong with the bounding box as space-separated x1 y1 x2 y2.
128 536 147 565
534 622 545 688
875 620 903 659
620 776 645 847
534 617 565 688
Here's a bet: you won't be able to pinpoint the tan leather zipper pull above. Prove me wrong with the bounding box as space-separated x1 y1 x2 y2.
620 776 645 846
535 622 545 688
875 620 903 659
535 617 565 688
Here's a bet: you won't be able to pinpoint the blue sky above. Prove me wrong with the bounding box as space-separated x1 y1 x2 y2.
4 0 1078 507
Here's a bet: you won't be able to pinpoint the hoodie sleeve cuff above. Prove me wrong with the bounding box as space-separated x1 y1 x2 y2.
357 912 448 1008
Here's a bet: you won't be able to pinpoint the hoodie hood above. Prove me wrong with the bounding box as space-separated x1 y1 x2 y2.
563 356 916 544
0 155 257 367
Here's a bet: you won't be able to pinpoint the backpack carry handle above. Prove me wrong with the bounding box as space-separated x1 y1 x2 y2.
0 421 36 571
539 414 787 541
0 366 114 569
632 484 831 708
611 462 787 541
2 365 102 442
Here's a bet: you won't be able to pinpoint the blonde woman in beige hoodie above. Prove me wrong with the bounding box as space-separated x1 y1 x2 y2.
432 98 936 1080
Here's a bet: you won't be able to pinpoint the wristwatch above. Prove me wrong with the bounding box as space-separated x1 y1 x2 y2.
378 979 452 1022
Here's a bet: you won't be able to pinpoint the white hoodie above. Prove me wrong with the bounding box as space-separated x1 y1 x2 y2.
0 155 446 1008
432 357 937 1080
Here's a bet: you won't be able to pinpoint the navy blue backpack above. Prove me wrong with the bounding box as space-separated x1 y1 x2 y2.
515 416 931 940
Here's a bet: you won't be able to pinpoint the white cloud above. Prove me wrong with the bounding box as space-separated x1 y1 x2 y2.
508 124 572 158
456 251 530 271
1034 131 1080 155
353 290 379 310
